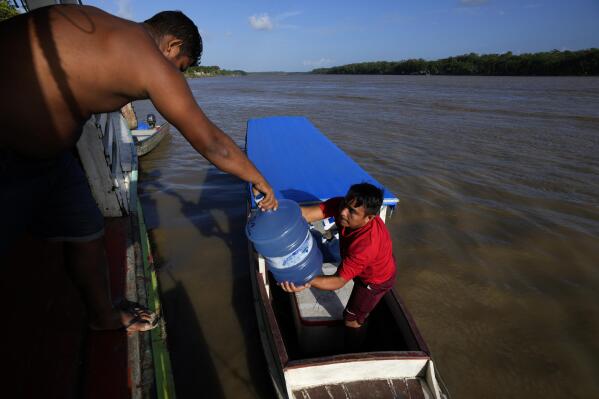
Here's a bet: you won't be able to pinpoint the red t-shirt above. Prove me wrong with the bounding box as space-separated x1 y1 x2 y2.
319 197 396 284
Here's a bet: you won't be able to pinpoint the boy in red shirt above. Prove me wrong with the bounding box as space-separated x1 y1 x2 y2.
279 183 397 349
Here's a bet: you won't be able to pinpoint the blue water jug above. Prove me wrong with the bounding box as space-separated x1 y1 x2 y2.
246 199 323 285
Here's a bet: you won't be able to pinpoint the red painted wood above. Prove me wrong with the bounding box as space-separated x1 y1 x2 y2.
84 217 130 399
0 217 134 398
0 236 84 399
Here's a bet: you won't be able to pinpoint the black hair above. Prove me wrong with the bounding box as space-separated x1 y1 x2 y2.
345 183 384 216
144 11 202 66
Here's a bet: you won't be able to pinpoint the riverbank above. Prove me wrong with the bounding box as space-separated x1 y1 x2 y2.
312 48 599 76
184 65 247 79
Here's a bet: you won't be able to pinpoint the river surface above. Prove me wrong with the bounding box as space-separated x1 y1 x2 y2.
135 74 599 399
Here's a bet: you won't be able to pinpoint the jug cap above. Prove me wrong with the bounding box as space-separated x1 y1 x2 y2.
246 199 303 244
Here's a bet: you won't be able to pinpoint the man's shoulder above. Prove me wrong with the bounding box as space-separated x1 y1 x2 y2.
372 216 392 241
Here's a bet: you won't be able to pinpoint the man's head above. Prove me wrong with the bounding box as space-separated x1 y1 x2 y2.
144 11 202 72
338 183 384 230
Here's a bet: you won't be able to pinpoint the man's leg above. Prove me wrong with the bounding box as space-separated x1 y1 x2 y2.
343 277 395 352
64 239 155 331
36 152 155 331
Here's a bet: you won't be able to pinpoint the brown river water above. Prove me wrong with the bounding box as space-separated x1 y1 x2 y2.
135 75 599 399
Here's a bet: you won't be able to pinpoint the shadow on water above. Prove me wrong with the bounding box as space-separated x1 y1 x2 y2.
140 166 274 398
157 267 226 399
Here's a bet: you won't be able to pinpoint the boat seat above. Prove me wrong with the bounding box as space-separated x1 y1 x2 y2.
293 262 353 323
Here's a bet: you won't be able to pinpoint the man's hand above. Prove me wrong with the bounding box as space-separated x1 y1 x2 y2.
278 281 311 293
253 180 278 211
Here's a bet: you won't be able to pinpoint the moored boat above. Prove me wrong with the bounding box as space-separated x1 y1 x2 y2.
245 116 450 398
131 122 171 157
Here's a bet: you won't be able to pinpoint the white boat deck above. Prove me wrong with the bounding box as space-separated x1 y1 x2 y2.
294 263 353 322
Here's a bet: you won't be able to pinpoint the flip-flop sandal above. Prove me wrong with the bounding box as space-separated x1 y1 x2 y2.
121 313 160 332
116 299 160 331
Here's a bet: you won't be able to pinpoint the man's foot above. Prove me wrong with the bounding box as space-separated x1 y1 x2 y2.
89 300 159 332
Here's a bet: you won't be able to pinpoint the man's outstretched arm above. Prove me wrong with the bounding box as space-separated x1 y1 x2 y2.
138 43 277 209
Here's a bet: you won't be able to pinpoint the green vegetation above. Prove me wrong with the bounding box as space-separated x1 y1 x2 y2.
312 49 599 76
0 0 19 22
184 65 247 78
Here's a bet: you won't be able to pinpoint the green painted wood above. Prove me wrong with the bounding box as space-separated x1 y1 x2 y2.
137 198 177 399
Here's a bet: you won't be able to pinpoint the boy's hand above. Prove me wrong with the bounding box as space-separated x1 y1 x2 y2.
278 281 311 293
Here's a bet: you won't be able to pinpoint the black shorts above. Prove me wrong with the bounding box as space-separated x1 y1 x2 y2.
344 272 396 325
0 150 104 254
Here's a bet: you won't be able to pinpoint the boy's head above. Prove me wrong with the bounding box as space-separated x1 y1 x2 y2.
338 183 384 229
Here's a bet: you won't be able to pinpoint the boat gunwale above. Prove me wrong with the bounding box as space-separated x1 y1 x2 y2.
133 122 170 156
284 350 431 370
255 268 290 366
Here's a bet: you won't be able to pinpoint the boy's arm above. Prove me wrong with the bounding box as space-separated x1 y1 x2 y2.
279 274 347 293
301 204 325 223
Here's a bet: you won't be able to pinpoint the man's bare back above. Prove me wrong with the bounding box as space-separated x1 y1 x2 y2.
0 6 153 156
0 4 277 208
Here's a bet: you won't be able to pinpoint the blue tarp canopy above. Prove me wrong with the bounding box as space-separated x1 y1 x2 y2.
245 116 399 207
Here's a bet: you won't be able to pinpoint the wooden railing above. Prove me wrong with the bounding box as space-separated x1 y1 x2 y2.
77 112 135 217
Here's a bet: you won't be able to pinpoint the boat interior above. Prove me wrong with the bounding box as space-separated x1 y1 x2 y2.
264 217 428 362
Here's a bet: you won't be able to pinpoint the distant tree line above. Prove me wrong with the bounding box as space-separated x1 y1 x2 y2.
0 0 19 22
184 65 247 78
312 49 599 76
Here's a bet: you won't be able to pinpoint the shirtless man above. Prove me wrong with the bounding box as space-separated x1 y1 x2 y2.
0 6 277 331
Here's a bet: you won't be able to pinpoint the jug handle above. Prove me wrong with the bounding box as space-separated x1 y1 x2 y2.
253 192 276 213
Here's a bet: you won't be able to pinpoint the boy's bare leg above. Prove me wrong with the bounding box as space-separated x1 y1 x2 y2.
64 238 154 331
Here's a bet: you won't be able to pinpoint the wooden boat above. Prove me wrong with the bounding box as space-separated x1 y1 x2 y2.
131 122 170 157
245 116 450 399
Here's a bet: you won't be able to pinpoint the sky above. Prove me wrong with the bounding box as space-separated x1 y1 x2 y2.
84 0 599 72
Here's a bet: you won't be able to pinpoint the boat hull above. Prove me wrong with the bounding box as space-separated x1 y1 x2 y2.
131 122 170 157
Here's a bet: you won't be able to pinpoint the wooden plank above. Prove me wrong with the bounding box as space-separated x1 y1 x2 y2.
407 379 425 399
1 237 84 399
118 114 133 172
103 114 114 164
292 379 415 399
256 269 289 366
137 199 177 399
76 118 123 217
393 379 410 398
344 380 395 398
84 217 131 399
286 351 430 369
294 384 347 399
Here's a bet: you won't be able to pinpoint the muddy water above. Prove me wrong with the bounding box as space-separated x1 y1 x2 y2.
136 75 599 399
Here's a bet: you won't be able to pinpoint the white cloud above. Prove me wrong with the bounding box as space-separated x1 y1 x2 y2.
303 58 333 68
459 0 489 6
275 11 302 21
115 0 133 20
249 14 273 31
249 11 301 31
